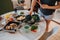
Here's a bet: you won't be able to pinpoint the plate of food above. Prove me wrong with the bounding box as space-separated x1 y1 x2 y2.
15 15 26 22
20 24 39 33
32 14 40 22
30 25 38 32
24 14 40 25
2 22 20 33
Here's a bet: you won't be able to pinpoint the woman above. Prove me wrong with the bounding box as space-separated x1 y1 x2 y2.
29 0 60 32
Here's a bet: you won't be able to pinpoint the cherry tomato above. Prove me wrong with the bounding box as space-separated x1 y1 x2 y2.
31 30 37 32
9 18 14 21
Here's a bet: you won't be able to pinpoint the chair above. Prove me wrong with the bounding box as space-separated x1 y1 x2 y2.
46 27 60 40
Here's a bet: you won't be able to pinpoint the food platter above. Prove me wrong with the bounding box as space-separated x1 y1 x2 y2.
0 22 20 33
15 15 26 22
0 11 41 33
0 10 46 40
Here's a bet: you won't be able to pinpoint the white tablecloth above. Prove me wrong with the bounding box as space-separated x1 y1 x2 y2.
0 10 46 40
0 31 29 40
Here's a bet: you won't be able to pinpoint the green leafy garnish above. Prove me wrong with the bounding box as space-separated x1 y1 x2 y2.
20 12 24 14
31 25 38 31
24 26 29 29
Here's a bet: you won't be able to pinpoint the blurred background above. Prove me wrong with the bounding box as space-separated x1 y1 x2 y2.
0 0 60 15
0 0 31 15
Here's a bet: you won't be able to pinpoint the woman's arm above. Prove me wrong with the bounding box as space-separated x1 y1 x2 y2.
49 2 60 9
29 0 37 15
40 2 60 9
30 0 37 11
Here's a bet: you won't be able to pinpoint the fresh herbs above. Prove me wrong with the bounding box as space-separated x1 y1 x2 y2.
31 25 38 31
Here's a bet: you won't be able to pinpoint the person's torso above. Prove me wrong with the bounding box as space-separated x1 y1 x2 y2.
40 0 57 15
40 0 57 6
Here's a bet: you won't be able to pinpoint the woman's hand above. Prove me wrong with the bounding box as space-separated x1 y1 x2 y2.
40 3 60 9
40 4 50 9
29 9 33 15
36 1 50 9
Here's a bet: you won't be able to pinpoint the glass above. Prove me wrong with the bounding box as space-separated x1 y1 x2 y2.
24 25 30 33
14 8 17 13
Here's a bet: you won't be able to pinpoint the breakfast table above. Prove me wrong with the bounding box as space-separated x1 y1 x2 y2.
0 10 46 40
